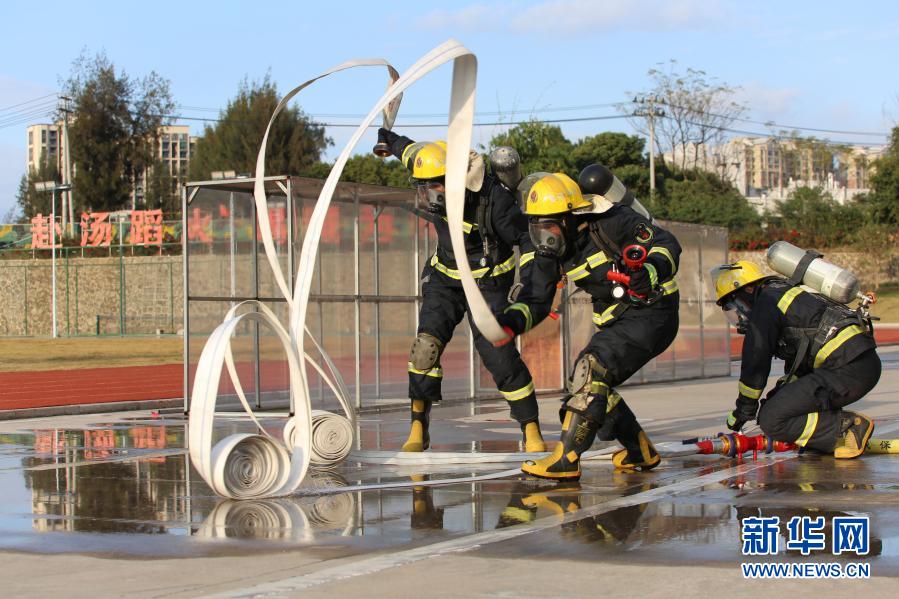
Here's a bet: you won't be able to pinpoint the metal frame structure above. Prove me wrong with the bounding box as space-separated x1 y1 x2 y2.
182 176 729 414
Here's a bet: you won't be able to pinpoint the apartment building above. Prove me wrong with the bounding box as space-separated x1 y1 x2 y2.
26 122 196 207
665 137 885 213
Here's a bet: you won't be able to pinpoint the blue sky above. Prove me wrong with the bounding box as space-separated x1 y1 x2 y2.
1 0 897 217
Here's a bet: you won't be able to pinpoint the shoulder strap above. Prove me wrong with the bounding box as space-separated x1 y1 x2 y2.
588 219 622 265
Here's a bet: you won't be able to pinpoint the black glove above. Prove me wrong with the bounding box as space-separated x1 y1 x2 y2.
628 268 653 296
496 309 525 337
726 411 747 432
378 127 400 148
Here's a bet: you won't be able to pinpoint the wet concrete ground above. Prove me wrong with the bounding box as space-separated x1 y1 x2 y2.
0 347 897 597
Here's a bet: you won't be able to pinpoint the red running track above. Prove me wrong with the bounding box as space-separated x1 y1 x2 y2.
2 325 897 412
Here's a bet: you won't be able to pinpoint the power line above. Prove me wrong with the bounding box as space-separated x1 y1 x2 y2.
142 112 630 128
0 93 58 114
641 99 888 138
679 118 888 147
175 101 624 120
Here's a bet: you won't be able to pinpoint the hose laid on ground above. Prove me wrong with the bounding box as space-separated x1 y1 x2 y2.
189 39 499 499
350 442 696 466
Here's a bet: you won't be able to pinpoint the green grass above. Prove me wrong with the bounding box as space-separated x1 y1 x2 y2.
872 290 899 323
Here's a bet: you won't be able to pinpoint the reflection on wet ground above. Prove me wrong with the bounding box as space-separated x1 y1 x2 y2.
1 403 899 573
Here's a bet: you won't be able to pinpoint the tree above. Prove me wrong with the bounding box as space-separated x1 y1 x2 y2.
624 61 746 172
769 186 863 247
570 132 645 172
63 51 175 212
15 158 61 219
143 159 178 213
487 120 574 175
190 75 331 180
337 155 410 187
664 169 760 230
863 126 899 225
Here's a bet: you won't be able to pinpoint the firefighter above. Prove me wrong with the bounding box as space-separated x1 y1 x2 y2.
713 261 881 458
377 128 545 453
495 165 682 480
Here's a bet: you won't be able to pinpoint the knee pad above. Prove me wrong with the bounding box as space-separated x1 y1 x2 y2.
410 333 444 371
565 354 613 424
567 354 610 395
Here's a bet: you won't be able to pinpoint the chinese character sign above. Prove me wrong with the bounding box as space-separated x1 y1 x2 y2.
188 207 212 242
30 213 62 249
833 516 869 555
80 212 113 247
741 516 780 556
130 209 164 245
786 516 827 555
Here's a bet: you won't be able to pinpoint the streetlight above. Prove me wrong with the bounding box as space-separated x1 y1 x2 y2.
34 181 72 339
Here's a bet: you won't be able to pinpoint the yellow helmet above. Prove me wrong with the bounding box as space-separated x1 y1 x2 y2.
402 141 447 180
520 172 592 216
712 260 769 304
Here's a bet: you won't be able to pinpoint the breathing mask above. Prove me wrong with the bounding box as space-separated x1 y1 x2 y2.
529 216 571 258
722 295 752 335
415 181 446 214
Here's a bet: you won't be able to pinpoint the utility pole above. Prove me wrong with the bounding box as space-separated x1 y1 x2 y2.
59 96 74 237
35 182 71 338
633 96 665 198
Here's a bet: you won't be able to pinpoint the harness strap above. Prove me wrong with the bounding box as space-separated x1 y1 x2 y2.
588 220 622 266
788 250 823 287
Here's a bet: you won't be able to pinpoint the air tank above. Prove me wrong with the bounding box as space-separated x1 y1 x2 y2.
575 163 653 221
489 146 523 192
766 241 860 304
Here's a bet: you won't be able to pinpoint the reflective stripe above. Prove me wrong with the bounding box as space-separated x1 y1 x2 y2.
738 381 763 400
590 380 608 394
519 251 535 267
430 253 516 279
644 263 658 287
439 215 477 233
586 251 608 268
777 287 804 314
607 391 622 412
501 381 535 401
795 413 819 447
592 304 621 327
504 302 533 332
566 262 590 281
490 254 518 276
814 324 865 368
407 362 443 378
648 246 677 275
661 279 678 295
566 252 608 282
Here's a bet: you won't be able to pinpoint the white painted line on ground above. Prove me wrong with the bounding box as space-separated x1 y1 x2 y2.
199 457 792 599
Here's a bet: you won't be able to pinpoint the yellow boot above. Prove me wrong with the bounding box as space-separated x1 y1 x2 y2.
611 431 661 471
522 421 547 453
522 411 597 481
402 399 431 452
607 399 661 472
834 411 874 459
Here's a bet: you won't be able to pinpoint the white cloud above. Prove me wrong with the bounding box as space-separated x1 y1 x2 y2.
414 4 500 32
415 0 728 34
735 81 801 121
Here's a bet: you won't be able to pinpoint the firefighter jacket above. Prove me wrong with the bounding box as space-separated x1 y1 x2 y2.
501 205 681 335
734 279 877 418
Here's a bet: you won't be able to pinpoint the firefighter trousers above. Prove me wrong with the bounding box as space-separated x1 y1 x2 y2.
408 272 539 424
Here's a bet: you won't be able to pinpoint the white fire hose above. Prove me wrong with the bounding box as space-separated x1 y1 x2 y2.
189 39 527 500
